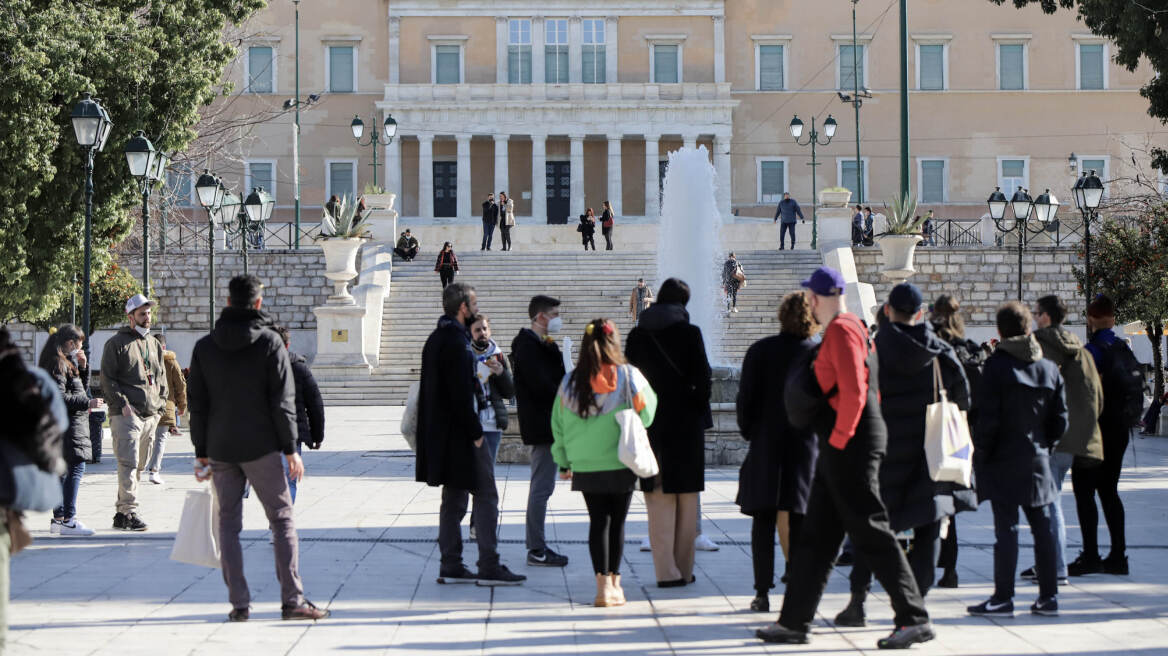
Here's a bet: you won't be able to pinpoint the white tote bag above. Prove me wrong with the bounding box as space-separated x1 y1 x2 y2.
616 366 660 479
170 487 221 569
400 381 421 452
924 359 975 487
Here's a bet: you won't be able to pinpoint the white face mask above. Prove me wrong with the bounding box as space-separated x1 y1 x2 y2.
134 325 150 338
546 316 563 335
70 348 83 358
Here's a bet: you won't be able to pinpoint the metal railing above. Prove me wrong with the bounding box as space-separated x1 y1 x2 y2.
924 219 982 247
137 221 324 252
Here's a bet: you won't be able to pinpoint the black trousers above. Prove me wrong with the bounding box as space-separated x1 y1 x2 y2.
725 283 739 309
779 222 796 249
778 441 929 633
582 491 633 574
481 220 496 250
438 442 500 571
602 226 613 250
582 233 595 250
937 515 959 570
500 225 512 250
394 247 417 261
851 518 942 599
1072 427 1129 558
751 509 804 593
439 267 455 288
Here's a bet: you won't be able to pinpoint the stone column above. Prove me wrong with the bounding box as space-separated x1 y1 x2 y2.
493 134 509 196
644 134 660 220
570 135 585 218
531 134 547 223
683 134 698 150
713 16 726 84
607 136 622 217
605 17 618 83
389 17 401 85
713 133 732 221
385 132 402 198
568 17 583 84
532 17 545 85
456 134 472 220
495 17 508 83
418 134 434 220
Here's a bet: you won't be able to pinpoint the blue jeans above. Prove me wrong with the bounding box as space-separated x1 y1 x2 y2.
470 431 502 529
53 461 86 520
991 500 1058 601
283 442 304 504
1049 451 1074 578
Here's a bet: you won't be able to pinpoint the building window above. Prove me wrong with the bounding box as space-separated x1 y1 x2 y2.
1078 157 1109 198
247 46 275 93
838 158 868 202
917 44 945 90
246 160 276 203
998 158 1028 196
327 45 355 93
508 19 532 84
997 43 1026 90
919 159 946 203
757 44 785 91
582 19 606 84
1078 42 1106 90
435 44 462 84
544 19 569 84
652 44 680 83
839 44 866 90
327 160 356 200
168 167 193 207
757 159 788 203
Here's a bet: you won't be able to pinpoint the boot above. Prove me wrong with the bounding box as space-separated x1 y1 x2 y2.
608 574 626 606
834 595 867 627
595 573 613 607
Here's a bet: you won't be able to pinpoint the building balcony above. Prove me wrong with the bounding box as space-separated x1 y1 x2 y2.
381 82 734 106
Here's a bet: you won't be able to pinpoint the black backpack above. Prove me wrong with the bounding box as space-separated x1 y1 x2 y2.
1101 340 1145 428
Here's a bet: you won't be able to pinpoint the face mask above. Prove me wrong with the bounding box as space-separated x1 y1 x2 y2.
134 325 150 338
474 338 489 350
70 348 83 358
546 316 563 334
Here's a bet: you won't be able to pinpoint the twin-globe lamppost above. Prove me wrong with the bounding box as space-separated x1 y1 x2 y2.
788 114 838 250
70 93 114 356
1071 169 1105 301
350 113 398 188
123 130 170 293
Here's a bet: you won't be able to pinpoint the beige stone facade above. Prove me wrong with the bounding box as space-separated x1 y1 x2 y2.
188 0 1162 227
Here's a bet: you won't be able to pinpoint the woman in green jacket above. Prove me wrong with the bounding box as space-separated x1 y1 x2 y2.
552 318 657 607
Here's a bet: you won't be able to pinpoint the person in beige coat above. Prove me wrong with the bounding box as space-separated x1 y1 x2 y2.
499 191 516 251
144 334 188 485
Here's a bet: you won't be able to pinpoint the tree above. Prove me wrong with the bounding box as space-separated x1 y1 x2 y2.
990 0 1168 172
0 0 264 325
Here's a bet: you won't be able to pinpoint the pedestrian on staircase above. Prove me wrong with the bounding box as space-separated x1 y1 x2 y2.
434 242 459 289
481 193 499 251
499 191 516 251
512 295 571 568
579 212 597 251
600 201 615 250
628 278 654 325
773 192 804 250
394 230 419 261
722 253 744 313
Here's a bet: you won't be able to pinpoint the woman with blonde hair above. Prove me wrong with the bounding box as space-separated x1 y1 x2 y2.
552 318 657 607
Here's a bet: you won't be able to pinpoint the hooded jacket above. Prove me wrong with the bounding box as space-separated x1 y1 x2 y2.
416 315 483 490
100 326 167 417
159 351 188 428
187 307 297 462
289 351 325 446
511 327 565 445
973 334 1068 507
1034 325 1104 463
50 359 91 464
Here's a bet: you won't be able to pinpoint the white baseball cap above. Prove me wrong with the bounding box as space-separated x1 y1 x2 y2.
124 294 155 314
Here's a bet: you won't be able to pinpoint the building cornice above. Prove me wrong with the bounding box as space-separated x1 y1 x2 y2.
389 0 724 18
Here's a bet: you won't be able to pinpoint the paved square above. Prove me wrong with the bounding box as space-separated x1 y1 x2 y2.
9 407 1168 655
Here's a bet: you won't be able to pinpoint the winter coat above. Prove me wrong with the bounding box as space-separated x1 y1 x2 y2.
416 315 483 490
735 333 818 515
500 199 516 226
188 307 297 463
1035 325 1104 463
289 352 325 446
396 235 419 251
551 365 657 473
434 250 459 272
51 360 92 464
874 321 973 531
600 208 614 229
482 199 499 224
471 339 515 432
774 198 804 224
579 215 596 236
159 351 188 428
973 335 1068 508
511 328 566 445
100 326 167 418
625 302 712 494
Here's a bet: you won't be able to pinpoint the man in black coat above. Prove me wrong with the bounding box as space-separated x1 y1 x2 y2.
275 326 324 505
188 275 329 622
418 282 525 586
968 301 1067 619
511 295 570 568
836 283 972 627
481 193 499 251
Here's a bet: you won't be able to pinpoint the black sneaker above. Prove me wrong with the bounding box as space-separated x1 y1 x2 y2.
967 598 1014 618
527 547 569 567
1020 566 1037 580
834 599 867 627
476 564 526 586
1030 596 1059 617
1101 554 1129 575
756 623 809 644
749 594 769 612
436 565 479 584
112 512 147 531
227 607 250 622
835 551 855 567
937 568 959 588
1068 553 1102 576
877 623 935 649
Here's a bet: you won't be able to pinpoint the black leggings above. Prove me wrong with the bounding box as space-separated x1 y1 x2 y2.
582 233 595 250
937 515 959 570
1072 429 1129 559
582 491 633 575
439 267 455 288
751 509 804 593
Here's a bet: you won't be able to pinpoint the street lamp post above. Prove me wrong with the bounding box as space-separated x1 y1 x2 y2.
789 114 838 250
987 186 1059 300
222 187 273 275
1072 169 1104 301
350 113 398 191
195 170 225 331
70 93 113 354
850 0 864 204
293 0 301 249
125 131 166 292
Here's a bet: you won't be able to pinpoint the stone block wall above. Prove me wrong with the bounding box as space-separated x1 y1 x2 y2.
853 247 1084 324
5 322 38 363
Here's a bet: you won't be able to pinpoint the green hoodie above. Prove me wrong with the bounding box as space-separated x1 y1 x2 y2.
1035 326 1104 463
551 365 657 473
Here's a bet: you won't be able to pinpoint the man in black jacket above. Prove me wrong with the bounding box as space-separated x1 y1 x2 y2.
511 295 569 568
968 301 1067 619
187 275 329 622
275 326 324 504
481 193 499 251
418 282 525 586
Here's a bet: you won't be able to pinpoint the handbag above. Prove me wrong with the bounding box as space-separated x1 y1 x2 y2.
0 441 63 513
170 486 221 569
400 381 421 452
924 359 975 486
616 366 660 478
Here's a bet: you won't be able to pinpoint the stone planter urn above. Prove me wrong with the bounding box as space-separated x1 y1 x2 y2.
319 237 365 304
818 189 853 208
362 192 396 211
876 234 923 282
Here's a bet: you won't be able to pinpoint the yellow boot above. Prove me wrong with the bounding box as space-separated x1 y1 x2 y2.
608 573 626 606
595 573 612 607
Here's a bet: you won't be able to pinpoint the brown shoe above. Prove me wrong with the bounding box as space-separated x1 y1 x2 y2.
594 573 613 607
607 574 626 606
282 600 330 621
227 607 249 622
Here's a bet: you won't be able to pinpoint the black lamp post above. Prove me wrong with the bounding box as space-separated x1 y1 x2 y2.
70 93 113 354
223 187 273 274
351 113 398 190
988 186 1059 300
124 130 165 292
789 114 838 250
195 169 224 331
1072 169 1104 301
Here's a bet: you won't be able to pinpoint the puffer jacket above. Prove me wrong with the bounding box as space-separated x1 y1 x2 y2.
159 351 188 428
290 352 325 446
1035 325 1104 463
51 360 92 464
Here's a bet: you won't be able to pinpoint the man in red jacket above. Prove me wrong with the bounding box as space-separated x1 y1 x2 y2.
758 266 933 650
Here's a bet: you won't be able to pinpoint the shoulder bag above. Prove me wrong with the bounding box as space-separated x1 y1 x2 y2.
616 366 660 478
400 381 421 452
0 441 63 513
924 358 974 487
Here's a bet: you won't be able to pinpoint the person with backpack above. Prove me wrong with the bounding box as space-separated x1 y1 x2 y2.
1069 295 1141 576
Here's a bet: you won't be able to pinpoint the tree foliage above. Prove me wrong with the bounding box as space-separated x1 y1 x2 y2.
0 0 264 324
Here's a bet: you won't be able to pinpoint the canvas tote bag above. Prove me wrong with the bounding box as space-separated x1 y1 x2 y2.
616 366 660 479
924 359 975 487
170 486 221 569
400 382 421 452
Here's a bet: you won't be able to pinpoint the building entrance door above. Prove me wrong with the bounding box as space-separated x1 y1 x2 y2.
546 161 570 224
433 161 457 217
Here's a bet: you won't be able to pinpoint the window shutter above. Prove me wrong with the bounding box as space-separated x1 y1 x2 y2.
654 45 679 83
919 45 943 90
329 46 354 92
840 45 864 90
330 163 354 200
760 161 785 201
249 47 274 93
999 44 1024 90
249 163 274 201
759 45 784 90
921 161 945 203
841 160 865 198
1079 44 1104 89
436 45 460 84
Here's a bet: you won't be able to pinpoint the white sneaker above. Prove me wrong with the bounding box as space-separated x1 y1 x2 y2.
695 534 720 551
148 471 163 485
59 518 95 536
50 518 62 535
732 307 739 313
640 536 652 552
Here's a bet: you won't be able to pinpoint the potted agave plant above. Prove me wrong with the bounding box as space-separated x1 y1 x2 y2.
316 194 372 304
876 191 926 282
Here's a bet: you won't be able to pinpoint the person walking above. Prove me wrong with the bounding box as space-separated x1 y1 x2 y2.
418 283 525 586
434 242 459 289
481 193 499 251
626 278 713 588
921 210 936 247
579 212 597 251
101 294 168 532
499 191 516 251
835 283 972 628
466 314 513 534
773 192 805 250
143 334 186 486
628 278 654 325
39 325 98 537
511 295 571 568
600 200 615 250
722 253 744 313
1020 295 1103 584
735 292 820 612
1069 295 1139 576
757 266 934 650
394 229 419 261
275 326 325 504
552 319 657 607
851 205 864 247
187 275 330 622
967 301 1067 619
863 207 875 247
